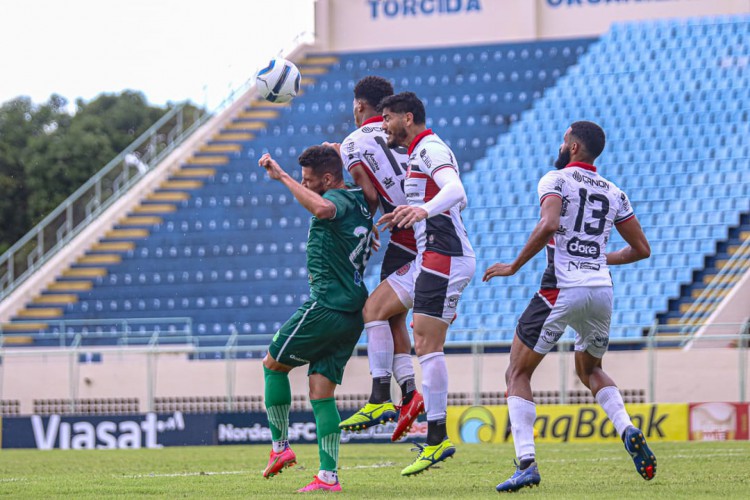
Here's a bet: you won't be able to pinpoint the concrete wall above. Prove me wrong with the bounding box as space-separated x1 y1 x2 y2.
2 346 747 414
314 0 750 52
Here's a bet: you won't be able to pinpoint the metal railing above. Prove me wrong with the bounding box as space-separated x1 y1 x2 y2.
0 30 317 304
0 104 205 302
1 321 748 413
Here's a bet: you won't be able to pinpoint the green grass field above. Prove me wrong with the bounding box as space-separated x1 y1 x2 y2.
1 441 749 498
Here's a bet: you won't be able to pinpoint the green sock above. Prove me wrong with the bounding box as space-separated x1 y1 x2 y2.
264 366 291 442
311 397 341 472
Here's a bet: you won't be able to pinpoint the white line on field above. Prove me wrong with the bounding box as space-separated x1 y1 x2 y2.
541 450 747 464
0 478 27 483
120 470 249 479
120 461 397 479
340 462 396 470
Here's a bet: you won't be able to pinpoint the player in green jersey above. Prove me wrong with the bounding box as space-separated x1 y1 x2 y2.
258 145 374 493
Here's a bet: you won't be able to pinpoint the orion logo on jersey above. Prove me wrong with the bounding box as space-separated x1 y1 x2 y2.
567 237 600 258
419 149 432 168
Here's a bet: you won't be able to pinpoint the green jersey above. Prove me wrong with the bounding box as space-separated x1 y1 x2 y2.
306 184 373 312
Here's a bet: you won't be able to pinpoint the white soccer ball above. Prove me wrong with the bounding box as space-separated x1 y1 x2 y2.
255 58 301 104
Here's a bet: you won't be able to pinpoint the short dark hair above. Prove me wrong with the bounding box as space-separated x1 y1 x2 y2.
377 91 426 125
354 76 394 108
570 121 606 159
298 145 343 181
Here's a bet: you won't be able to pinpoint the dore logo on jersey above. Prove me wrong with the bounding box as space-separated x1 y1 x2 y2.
567 237 600 258
368 0 481 20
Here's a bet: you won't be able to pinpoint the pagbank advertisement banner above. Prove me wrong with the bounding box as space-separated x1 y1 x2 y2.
0 410 426 449
447 404 690 444
321 0 750 52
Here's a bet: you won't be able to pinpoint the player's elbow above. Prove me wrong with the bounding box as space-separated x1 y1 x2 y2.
313 205 336 220
539 217 558 235
635 241 651 261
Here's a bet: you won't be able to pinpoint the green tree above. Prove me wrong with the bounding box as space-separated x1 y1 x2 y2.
0 90 180 252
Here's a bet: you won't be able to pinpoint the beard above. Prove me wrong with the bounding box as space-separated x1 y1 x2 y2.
554 148 571 170
386 127 408 148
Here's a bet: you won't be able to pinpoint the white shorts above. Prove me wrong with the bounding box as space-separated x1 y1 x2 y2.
516 286 613 358
386 250 475 324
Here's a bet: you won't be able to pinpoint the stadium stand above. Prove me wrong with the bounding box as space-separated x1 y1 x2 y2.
1 38 594 354
457 15 750 342
2 15 749 353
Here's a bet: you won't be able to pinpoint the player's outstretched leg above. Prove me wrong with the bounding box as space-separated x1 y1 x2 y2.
400 438 456 476
495 460 541 492
263 365 296 478
623 426 657 480
304 397 343 492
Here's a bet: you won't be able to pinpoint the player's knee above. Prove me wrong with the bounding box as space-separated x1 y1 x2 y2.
362 299 385 323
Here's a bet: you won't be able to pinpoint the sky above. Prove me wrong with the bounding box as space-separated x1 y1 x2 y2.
0 0 316 111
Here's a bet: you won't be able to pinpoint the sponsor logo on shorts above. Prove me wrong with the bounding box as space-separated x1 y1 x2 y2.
591 334 609 349
567 237 601 258
396 263 411 276
289 354 310 364
447 295 459 308
541 329 564 344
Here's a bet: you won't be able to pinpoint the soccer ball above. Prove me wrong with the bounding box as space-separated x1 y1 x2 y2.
255 58 301 104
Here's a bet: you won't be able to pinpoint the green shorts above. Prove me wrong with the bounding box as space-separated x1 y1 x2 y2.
268 299 364 385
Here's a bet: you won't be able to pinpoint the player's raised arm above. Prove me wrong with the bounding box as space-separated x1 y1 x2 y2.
483 196 562 281
348 163 380 216
258 153 336 219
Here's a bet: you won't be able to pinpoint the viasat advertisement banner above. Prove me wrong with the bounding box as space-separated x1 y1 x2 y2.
0 410 427 449
447 403 689 444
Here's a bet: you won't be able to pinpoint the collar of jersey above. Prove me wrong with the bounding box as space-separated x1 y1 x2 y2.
407 128 434 156
565 162 597 172
361 116 383 127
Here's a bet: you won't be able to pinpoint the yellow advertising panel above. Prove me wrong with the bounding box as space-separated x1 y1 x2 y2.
448 403 688 444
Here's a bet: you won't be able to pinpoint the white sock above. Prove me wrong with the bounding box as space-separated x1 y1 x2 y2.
419 352 448 421
596 386 633 438
366 320 394 378
393 353 415 386
318 470 338 484
272 439 288 453
508 396 536 461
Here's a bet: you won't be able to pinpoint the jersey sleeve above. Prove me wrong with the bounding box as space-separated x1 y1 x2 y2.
340 135 364 173
323 190 349 221
416 142 458 179
614 189 635 225
537 171 564 205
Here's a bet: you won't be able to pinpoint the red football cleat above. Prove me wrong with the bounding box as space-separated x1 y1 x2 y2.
263 445 297 478
391 390 425 442
297 475 342 492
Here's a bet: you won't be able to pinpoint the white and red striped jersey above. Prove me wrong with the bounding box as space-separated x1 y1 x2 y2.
538 162 635 288
340 116 416 252
404 129 475 258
